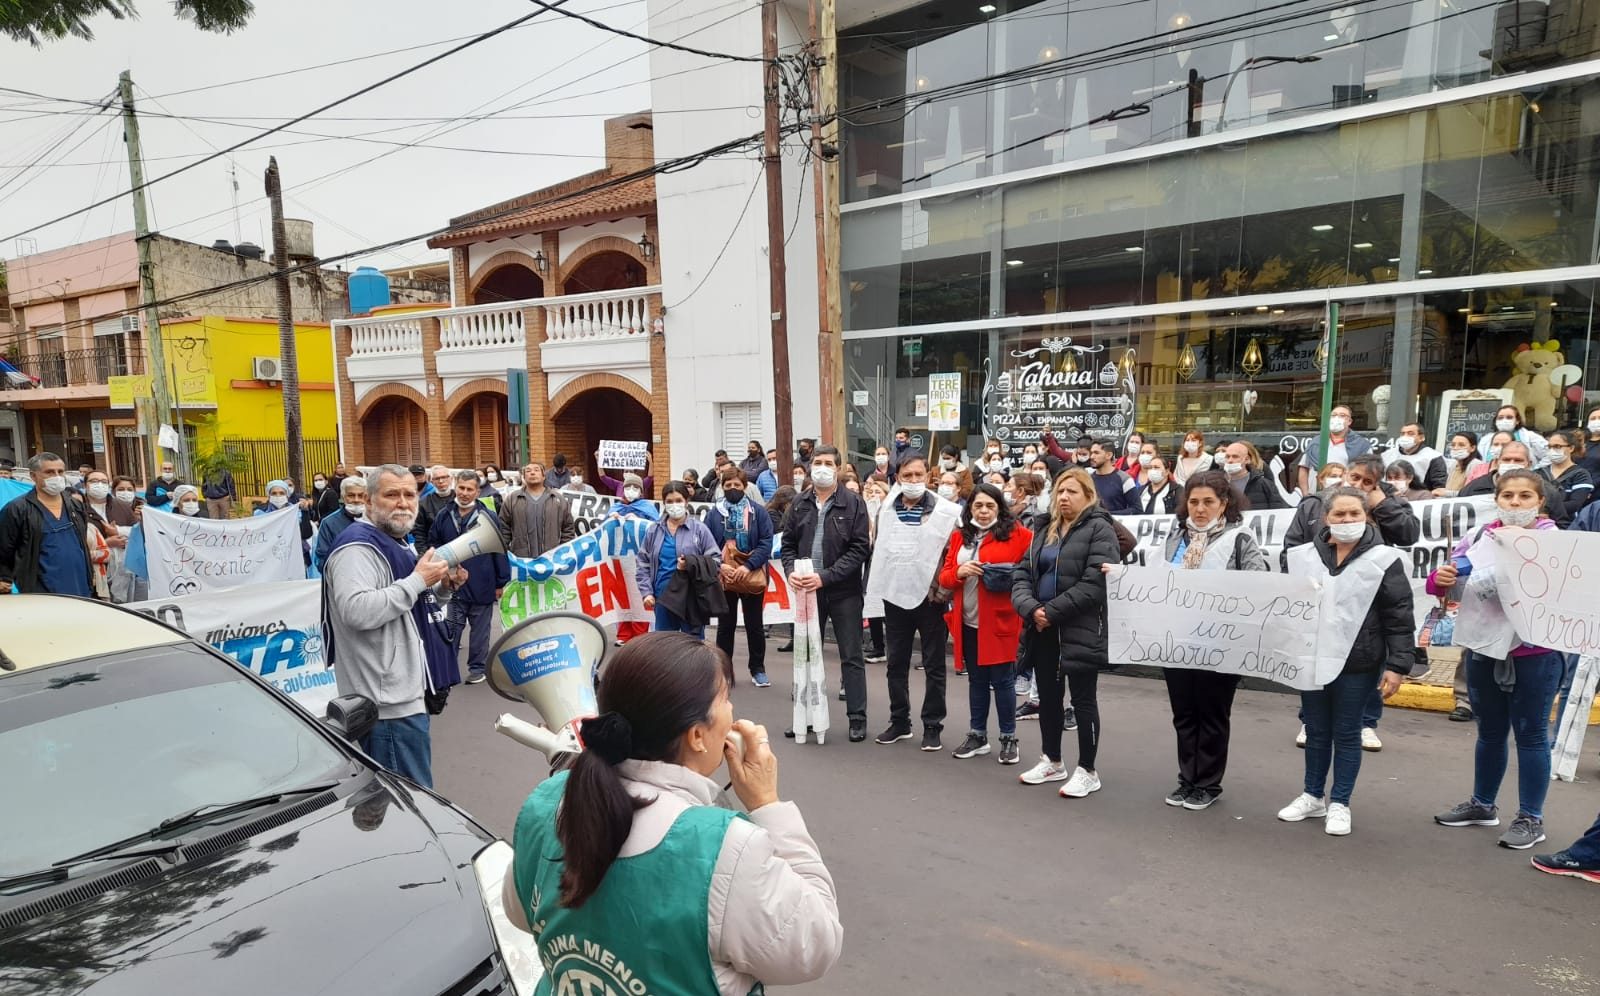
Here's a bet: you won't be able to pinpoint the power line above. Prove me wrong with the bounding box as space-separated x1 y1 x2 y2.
523 0 767 63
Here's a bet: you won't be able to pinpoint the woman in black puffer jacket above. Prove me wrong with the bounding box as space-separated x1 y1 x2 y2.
1012 466 1122 800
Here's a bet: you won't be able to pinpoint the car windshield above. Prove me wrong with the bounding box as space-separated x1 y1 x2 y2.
0 642 351 876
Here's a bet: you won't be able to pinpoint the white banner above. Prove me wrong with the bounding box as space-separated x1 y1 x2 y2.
1106 566 1327 689
129 580 335 715
143 506 303 597
1489 528 1600 657
597 439 649 470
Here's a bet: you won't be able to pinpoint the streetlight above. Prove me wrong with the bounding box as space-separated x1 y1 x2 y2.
1213 55 1321 133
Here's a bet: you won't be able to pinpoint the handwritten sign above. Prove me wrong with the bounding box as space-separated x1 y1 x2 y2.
141 506 304 597
1490 528 1600 656
927 372 961 430
1106 566 1325 689
597 439 649 470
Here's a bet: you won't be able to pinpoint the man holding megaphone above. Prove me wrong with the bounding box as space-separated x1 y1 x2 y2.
429 470 511 686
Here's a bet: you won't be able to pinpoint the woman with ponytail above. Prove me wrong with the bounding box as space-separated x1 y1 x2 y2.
503 633 842 994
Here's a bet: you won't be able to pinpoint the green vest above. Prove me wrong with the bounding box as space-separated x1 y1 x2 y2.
512 771 762 996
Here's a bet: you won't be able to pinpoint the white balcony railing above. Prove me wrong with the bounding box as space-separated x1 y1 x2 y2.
543 286 658 342
439 301 526 351
348 317 424 357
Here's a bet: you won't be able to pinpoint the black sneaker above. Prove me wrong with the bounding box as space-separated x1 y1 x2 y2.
777 641 793 652
997 736 1020 765
1062 707 1078 732
1016 700 1040 721
1183 787 1221 811
952 733 990 759
920 729 943 752
1164 784 1190 807
875 724 912 745
1531 849 1600 884
838 688 847 701
465 672 486 685
864 651 887 663
849 720 867 742
1448 706 1473 722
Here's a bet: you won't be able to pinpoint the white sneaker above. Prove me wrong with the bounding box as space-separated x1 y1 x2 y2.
1019 756 1068 785
1295 725 1307 748
1277 793 1329 822
1361 727 1383 752
1325 803 1352 836
1014 675 1031 696
1059 766 1101 798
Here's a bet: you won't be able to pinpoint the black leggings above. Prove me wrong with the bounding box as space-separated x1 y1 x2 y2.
1028 628 1100 768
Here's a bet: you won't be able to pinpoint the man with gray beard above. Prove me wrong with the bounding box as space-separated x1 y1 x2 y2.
322 463 465 787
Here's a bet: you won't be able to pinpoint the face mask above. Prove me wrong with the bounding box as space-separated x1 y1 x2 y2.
1397 435 1416 452
900 481 926 500
811 466 836 488
114 490 136 504
1589 419 1600 435
269 494 288 508
939 458 954 471
487 474 499 483
1328 522 1366 543
895 439 908 451
41 475 68 496
1329 416 1348 434
1498 461 1527 473
1498 505 1538 527
345 503 365 517
65 472 82 487
1386 478 1409 491
1488 445 1503 460
767 460 778 472
1035 494 1051 514
87 482 111 501
1137 453 1153 468
664 503 688 520
987 448 1000 457
1550 449 1571 464
1125 440 1139 453
180 501 200 516
1147 468 1167 484
1076 455 1091 465
1449 448 1470 461
457 496 476 509
571 475 583 486
937 484 956 500
1184 440 1200 455
313 480 327 490
1322 476 1343 489
867 496 882 514
1022 450 1037 462
1004 491 1019 505
1032 470 1048 482
1223 460 1244 476
623 487 641 502
1495 418 1517 433
161 472 175 481
793 477 807 488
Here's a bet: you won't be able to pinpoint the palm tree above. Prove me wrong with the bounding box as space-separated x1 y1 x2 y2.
2 0 252 45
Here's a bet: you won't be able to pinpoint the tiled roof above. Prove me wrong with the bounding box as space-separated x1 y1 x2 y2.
428 172 655 247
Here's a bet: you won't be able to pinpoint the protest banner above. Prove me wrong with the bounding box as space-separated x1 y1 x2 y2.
129 580 335 715
142 506 304 597
1488 527 1600 657
598 439 649 470
1106 566 1327 689
499 515 794 630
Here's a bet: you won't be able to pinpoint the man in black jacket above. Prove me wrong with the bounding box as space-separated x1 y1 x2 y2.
1458 441 1571 527
412 464 457 551
1221 440 1288 510
782 444 873 742
0 452 96 596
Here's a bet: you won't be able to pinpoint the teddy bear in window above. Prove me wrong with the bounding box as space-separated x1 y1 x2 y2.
1502 340 1563 433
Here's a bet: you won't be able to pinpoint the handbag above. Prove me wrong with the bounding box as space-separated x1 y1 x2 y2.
721 541 768 596
981 562 1016 593
1418 600 1456 648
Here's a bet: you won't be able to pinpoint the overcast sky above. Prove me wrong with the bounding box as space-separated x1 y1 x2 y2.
1 0 659 272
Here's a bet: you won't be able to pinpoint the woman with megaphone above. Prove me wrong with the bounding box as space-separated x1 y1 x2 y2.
502 633 843 993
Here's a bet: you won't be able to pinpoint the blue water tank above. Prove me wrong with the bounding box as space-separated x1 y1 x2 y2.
348 266 391 315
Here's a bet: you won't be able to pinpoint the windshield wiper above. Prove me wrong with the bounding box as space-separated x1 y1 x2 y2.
1 842 184 893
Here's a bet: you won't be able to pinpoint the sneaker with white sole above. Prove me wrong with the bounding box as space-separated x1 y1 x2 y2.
1325 803 1352 836
1016 700 1041 721
1019 756 1068 784
1434 799 1500 827
1295 725 1307 748
997 736 1020 765
952 733 990 759
1361 727 1383 752
1277 793 1329 822
1498 814 1547 850
1059 767 1101 798
1014 675 1032 696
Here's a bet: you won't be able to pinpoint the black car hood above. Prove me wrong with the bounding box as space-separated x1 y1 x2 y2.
0 775 499 996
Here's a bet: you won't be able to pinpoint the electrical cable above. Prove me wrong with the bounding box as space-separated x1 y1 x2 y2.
522 0 767 63
665 170 763 310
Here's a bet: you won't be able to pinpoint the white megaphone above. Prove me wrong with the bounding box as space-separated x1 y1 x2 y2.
487 611 609 766
433 512 506 570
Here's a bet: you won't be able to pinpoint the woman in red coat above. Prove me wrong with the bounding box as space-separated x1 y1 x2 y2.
938 482 1034 766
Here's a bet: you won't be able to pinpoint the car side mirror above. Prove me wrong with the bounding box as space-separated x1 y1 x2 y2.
323 695 377 743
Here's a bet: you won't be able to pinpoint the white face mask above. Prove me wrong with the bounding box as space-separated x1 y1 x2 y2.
1497 461 1527 473
1004 491 1019 505
1496 417 1517 433
1126 440 1139 453
940 458 956 470
1328 521 1366 543
345 503 365 517
937 484 956 500
767 460 778 472
1397 435 1416 451
87 482 111 500
1022 450 1038 462
269 494 289 508
180 501 200 516
457 496 476 509
65 472 82 487
1147 468 1167 484
874 454 889 467
1588 419 1600 435
1488 445 1503 460
1329 416 1348 434
1136 453 1153 467
1035 494 1051 514
664 503 688 520
41 475 68 496
1322 476 1343 489
1183 440 1200 455
1450 448 1470 460
1498 505 1538 527
114 490 136 504
571 474 583 485
160 472 175 481
1031 470 1048 482
866 497 882 515
623 487 641 502
1223 460 1245 476
900 481 926 500
313 480 327 490
811 466 836 488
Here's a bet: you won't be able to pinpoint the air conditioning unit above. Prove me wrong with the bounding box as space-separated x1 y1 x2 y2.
252 356 283 381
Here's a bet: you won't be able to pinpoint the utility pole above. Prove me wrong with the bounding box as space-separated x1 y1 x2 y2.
118 71 172 486
762 0 794 464
809 0 843 444
265 157 304 490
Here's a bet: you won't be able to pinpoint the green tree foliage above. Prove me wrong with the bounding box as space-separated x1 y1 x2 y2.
1 0 253 45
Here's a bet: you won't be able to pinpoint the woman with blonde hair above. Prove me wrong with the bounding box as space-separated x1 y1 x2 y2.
1174 430 1214 484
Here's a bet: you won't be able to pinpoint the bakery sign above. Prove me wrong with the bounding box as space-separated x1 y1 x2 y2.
984 335 1137 456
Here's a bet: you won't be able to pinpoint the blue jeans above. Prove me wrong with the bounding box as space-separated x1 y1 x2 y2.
361 713 432 788
1301 670 1374 805
963 626 1016 737
1564 811 1600 864
1466 649 1564 820
653 601 705 639
447 598 494 675
1297 682 1383 729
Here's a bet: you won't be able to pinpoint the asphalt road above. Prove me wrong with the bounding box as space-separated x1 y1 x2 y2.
432 636 1600 996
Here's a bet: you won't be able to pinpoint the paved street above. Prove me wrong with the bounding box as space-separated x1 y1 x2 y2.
434 640 1600 996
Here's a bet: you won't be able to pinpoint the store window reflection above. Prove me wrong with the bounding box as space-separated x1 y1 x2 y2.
845 331 986 470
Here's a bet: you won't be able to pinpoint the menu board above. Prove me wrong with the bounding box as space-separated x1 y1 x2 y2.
984 336 1137 459
1437 389 1512 452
